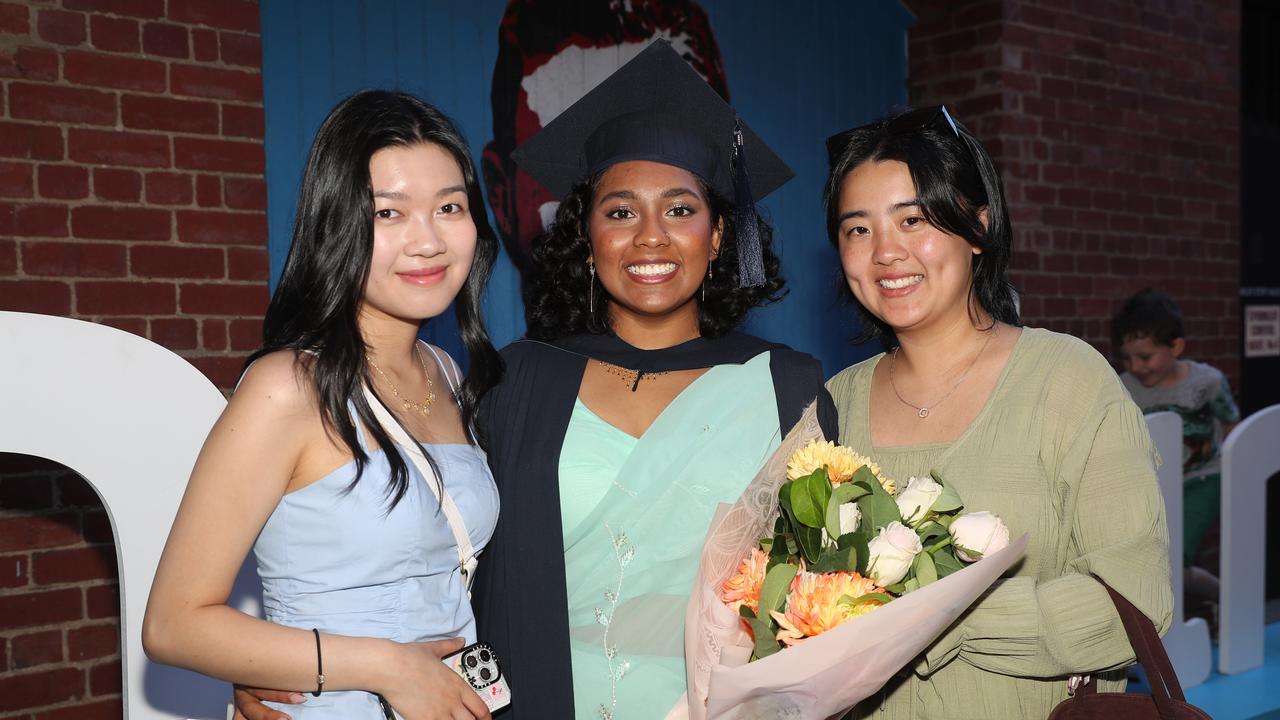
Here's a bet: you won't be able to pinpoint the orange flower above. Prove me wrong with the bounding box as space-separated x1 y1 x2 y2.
769 571 885 647
721 547 770 614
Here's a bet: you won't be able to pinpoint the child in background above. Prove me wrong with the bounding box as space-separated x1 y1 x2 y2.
1113 289 1240 602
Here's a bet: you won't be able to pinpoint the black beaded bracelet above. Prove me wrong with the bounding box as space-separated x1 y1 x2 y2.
311 628 325 697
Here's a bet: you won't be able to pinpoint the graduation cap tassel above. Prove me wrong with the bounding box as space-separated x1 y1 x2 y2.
732 120 766 288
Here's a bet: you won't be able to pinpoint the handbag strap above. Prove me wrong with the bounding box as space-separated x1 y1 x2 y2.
361 383 478 587
1076 583 1184 720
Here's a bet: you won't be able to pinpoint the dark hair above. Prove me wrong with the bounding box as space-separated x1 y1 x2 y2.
822 106 1020 346
249 90 501 509
523 170 785 340
1111 288 1185 348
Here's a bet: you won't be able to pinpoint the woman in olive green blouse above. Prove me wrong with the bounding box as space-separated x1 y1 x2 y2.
821 107 1172 720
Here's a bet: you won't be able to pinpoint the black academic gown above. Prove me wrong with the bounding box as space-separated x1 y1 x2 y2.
473 332 837 718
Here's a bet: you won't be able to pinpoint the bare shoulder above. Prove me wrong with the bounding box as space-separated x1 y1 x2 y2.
227 349 317 420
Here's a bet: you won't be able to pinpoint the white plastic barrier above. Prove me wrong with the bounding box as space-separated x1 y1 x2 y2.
1146 411 1212 687
0 311 259 718
1219 404 1280 674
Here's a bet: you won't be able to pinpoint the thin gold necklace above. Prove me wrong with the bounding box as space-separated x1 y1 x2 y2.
595 360 669 392
368 344 436 416
888 329 995 419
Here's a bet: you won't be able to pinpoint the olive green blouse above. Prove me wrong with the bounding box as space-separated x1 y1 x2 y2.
827 327 1173 720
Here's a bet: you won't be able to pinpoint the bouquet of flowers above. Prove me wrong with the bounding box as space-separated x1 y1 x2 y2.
725 437 1012 658
672 405 1028 720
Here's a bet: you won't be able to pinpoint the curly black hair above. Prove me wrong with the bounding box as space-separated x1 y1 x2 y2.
525 171 786 340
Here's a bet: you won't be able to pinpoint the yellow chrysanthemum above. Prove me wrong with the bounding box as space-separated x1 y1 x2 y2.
720 547 769 614
769 571 885 647
786 440 896 494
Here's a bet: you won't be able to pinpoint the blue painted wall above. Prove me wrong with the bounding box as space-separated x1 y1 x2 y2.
259 0 913 375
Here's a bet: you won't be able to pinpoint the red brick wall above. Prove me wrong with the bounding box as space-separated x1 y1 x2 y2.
0 457 122 719
908 0 1242 383
0 1 267 716
0 0 268 390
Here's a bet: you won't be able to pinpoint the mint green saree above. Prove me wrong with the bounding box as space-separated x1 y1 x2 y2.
558 354 782 719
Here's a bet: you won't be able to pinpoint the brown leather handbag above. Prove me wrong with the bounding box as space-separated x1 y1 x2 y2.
1048 584 1211 719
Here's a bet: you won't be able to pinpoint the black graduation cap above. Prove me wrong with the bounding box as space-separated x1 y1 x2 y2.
511 39 793 286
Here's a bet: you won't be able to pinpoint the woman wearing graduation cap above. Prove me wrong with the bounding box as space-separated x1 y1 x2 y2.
472 40 837 718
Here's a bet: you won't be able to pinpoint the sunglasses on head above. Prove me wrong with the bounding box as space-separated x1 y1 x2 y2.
825 105 961 166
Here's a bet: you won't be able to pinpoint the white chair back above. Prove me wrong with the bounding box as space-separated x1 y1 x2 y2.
1220 404 1280 674
0 311 260 718
1145 411 1211 687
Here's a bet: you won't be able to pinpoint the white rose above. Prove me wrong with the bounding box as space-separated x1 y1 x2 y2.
839 502 862 535
866 521 923 586
895 476 943 526
950 511 1011 562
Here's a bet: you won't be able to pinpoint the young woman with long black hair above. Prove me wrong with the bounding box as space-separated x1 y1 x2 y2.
143 90 500 720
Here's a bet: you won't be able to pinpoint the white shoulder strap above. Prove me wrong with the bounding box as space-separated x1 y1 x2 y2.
420 342 462 401
360 383 478 591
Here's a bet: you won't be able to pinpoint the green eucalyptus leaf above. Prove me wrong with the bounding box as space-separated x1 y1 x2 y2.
811 545 859 574
914 551 938 586
825 483 869 538
847 528 871 575
833 482 869 504
769 531 791 566
790 470 830 528
795 524 824 563
842 545 860 572
932 482 963 514
857 487 902 530
777 486 803 560
851 465 876 488
838 591 896 608
933 548 965 578
779 481 795 514
749 614 782 660
916 521 948 546
903 577 921 594
825 498 847 539
759 562 799 615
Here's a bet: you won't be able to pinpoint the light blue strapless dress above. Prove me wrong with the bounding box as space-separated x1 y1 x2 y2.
253 347 498 718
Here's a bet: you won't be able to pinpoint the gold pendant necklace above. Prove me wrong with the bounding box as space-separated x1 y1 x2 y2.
368 344 436 416
596 360 669 392
888 329 995 419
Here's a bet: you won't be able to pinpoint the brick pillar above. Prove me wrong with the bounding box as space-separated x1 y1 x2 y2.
908 0 1242 382
0 1 268 716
